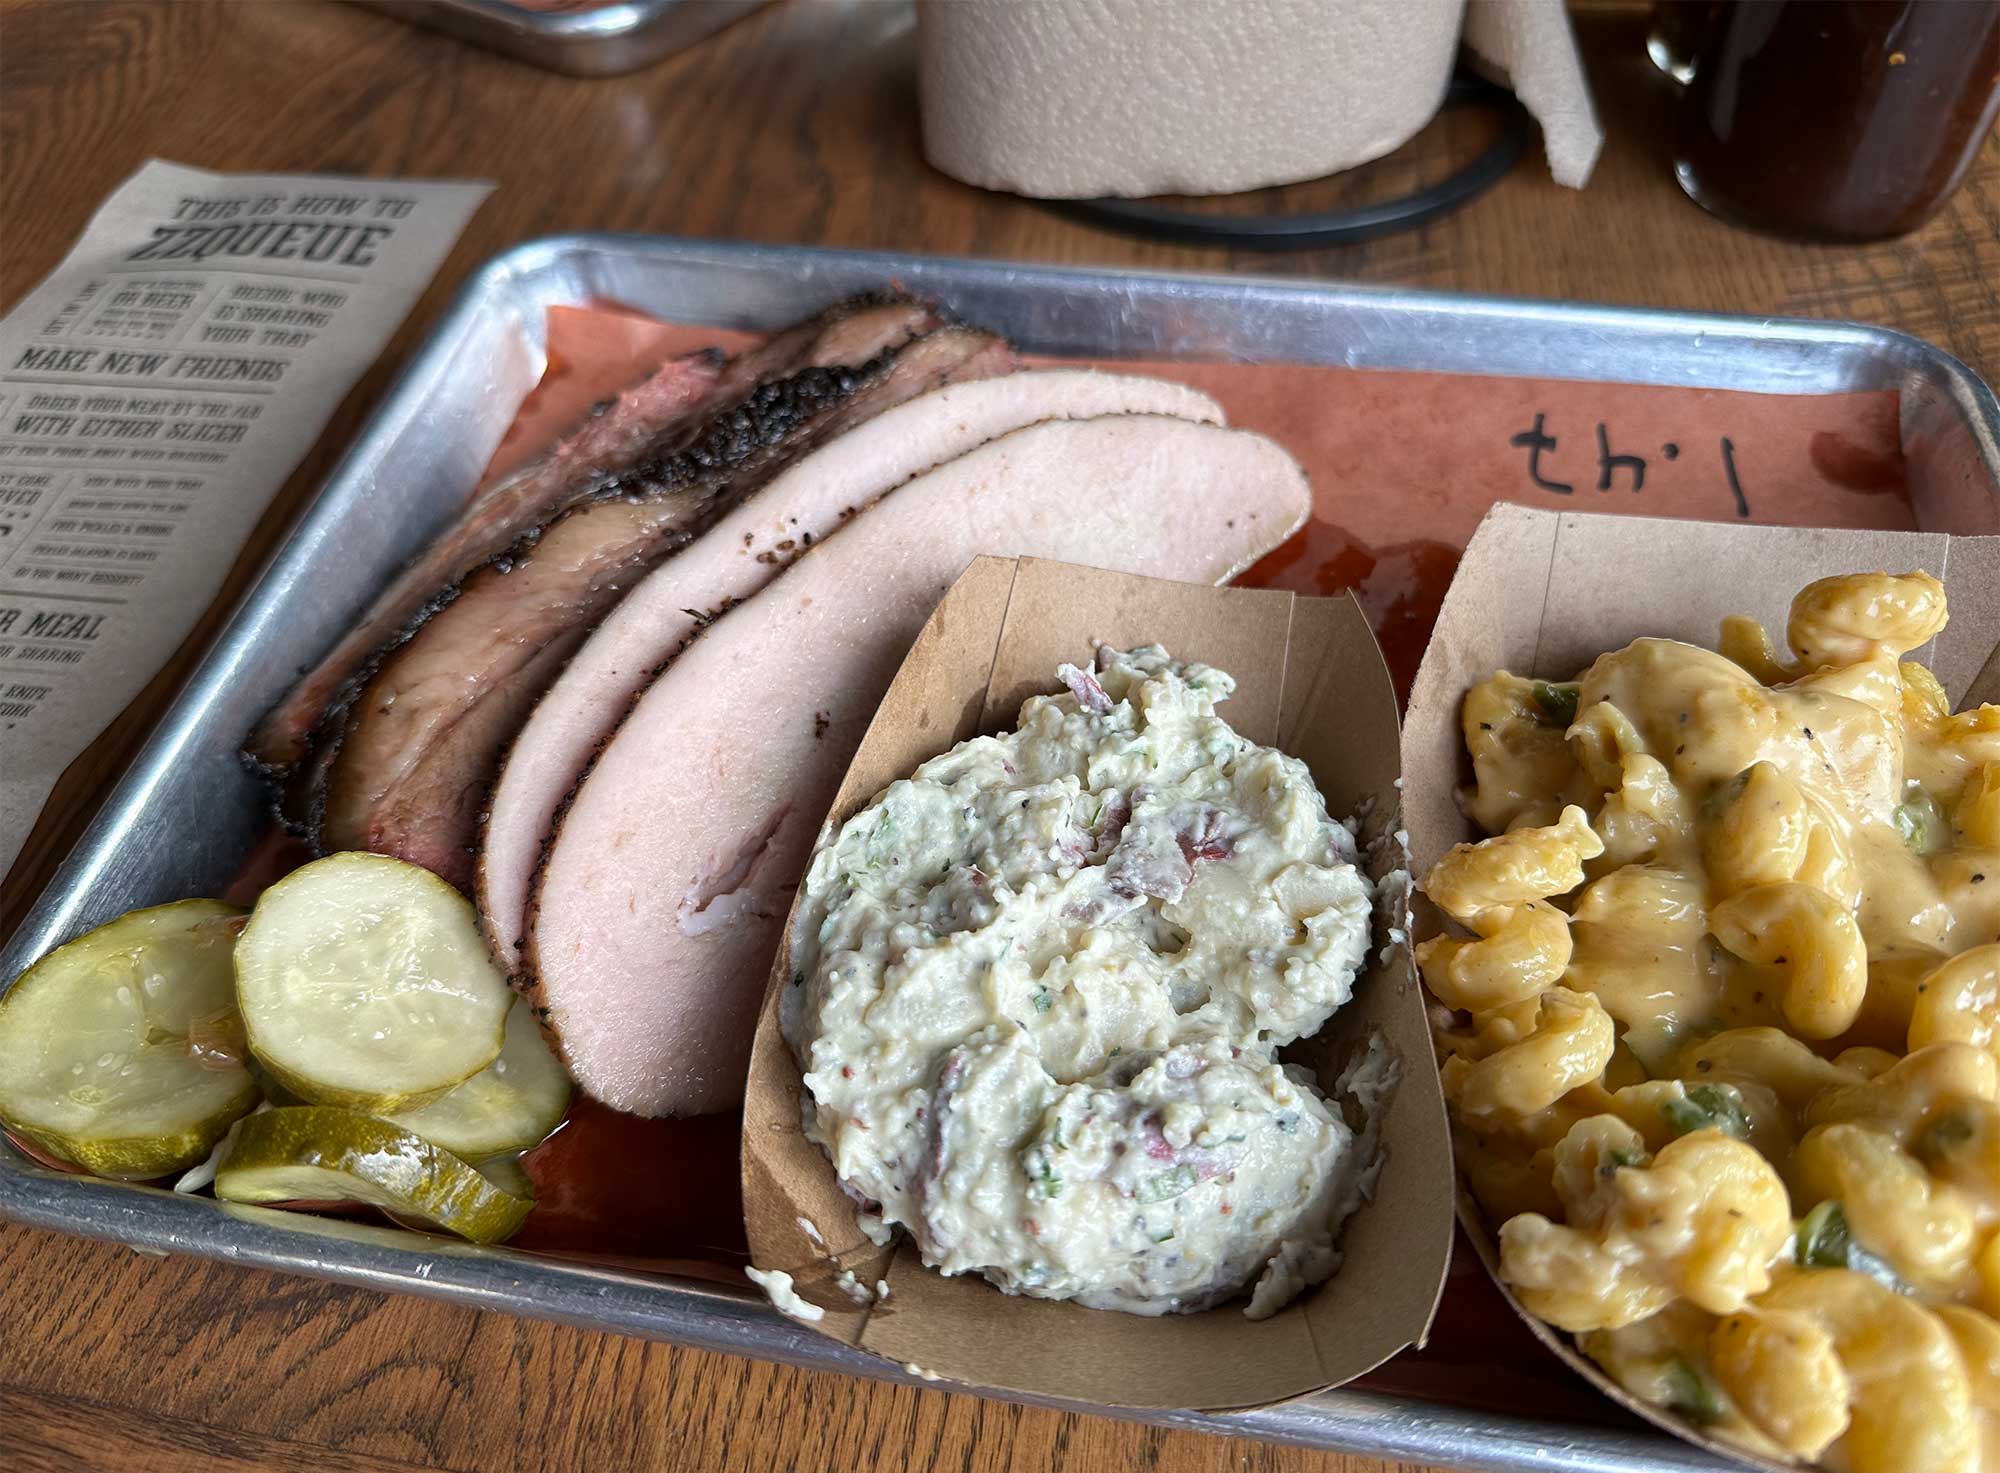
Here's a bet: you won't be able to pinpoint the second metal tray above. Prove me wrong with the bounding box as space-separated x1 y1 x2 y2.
355 0 771 76
5 236 1998 1473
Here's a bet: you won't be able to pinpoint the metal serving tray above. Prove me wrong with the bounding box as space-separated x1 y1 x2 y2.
6 236 1998 1473
355 0 770 77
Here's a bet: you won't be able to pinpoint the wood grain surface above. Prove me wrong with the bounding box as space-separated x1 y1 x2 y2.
1 1 1996 1470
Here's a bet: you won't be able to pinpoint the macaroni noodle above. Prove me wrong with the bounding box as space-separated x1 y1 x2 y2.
1424 572 2000 1472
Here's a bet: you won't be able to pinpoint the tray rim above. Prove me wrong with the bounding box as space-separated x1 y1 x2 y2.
10 232 1999 1473
506 232 2000 406
0 1164 1733 1473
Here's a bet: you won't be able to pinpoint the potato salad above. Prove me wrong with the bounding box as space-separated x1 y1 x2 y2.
783 646 1377 1317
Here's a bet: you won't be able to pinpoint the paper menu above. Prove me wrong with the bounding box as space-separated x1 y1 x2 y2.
0 161 490 880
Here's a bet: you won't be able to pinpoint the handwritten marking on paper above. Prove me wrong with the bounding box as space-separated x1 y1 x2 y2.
1508 415 1753 518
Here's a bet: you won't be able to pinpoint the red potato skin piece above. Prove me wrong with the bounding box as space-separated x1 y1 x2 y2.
520 414 1310 1118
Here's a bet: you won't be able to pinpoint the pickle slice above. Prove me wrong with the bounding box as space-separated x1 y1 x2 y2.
215 1106 532 1244
474 1152 534 1200
0 900 259 1179
387 998 571 1158
235 854 510 1111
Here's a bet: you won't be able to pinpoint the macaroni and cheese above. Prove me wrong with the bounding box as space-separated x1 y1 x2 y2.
1421 572 2000 1472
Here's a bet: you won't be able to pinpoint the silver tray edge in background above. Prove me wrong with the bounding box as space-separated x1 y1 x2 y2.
5 235 1998 1473
353 0 771 76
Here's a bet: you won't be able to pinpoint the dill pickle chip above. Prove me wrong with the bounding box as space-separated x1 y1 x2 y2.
473 1152 534 1200
386 998 570 1158
0 900 259 1179
215 1106 532 1244
235 854 509 1112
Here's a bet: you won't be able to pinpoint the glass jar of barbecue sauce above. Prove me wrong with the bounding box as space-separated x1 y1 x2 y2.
1673 0 2000 242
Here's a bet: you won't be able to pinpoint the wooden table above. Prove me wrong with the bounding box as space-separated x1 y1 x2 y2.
3 2 1996 1470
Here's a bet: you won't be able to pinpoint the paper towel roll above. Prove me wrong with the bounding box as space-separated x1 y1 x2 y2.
918 0 1465 199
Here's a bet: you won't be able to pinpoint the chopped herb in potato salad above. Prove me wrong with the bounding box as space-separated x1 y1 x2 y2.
783 646 1379 1317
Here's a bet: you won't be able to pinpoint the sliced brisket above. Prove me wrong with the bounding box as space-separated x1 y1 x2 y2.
314 316 1001 889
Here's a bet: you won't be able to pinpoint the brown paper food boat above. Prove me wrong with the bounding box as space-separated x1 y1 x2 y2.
1404 502 2000 1473
740 556 1453 1411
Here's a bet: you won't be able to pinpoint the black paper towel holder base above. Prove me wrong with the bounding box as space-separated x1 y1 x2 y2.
1042 73 1531 252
